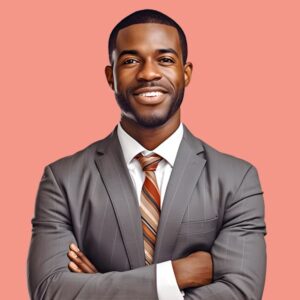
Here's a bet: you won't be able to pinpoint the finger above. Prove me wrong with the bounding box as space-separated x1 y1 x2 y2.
70 244 98 273
67 250 95 273
68 261 83 273
69 244 97 272
69 244 98 272
77 251 98 273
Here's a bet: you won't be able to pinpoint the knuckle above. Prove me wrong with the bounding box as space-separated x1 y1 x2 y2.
76 260 85 267
77 251 84 258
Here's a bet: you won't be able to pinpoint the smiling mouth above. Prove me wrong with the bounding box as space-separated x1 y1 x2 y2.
133 91 167 105
138 91 164 97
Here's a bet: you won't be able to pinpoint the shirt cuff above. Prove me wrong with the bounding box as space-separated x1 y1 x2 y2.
156 260 184 300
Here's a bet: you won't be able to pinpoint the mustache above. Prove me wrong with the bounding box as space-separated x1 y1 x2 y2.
129 82 170 93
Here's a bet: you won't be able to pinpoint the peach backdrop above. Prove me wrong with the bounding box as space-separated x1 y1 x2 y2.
1 1 299 299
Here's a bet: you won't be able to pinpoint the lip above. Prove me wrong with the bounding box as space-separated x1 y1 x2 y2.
132 91 168 105
133 86 168 95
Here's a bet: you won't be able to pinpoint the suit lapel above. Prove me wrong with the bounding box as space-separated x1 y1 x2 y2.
154 126 207 263
94 129 145 269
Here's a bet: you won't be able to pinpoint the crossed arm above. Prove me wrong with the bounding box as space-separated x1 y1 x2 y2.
67 243 212 290
28 164 266 299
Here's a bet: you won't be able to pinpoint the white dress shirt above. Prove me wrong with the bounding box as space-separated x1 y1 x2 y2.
117 123 184 300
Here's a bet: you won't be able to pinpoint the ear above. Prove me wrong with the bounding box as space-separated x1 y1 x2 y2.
105 65 114 90
183 62 193 87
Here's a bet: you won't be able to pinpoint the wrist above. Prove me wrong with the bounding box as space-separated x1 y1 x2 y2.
172 257 190 290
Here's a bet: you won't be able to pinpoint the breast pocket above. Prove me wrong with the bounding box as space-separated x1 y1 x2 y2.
178 216 219 236
173 216 219 256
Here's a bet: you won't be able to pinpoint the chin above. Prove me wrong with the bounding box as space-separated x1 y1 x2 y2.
134 114 169 129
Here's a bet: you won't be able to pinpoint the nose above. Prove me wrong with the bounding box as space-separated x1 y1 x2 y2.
136 60 162 82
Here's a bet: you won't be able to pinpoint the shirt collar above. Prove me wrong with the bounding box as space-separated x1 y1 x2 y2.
117 123 184 167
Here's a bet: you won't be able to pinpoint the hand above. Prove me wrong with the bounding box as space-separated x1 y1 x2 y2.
172 251 212 290
67 244 98 273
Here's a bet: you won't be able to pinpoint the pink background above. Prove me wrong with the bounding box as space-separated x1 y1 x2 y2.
1 1 299 298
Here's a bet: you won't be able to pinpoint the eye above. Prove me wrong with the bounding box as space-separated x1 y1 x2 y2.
159 57 175 64
123 58 139 65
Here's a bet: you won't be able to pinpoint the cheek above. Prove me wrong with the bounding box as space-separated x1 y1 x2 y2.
163 69 185 91
115 72 135 94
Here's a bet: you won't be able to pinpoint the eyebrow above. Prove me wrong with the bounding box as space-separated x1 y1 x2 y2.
118 50 139 59
117 48 179 59
157 48 179 57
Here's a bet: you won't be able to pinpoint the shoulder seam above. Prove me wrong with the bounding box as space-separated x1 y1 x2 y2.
230 164 254 203
47 165 65 197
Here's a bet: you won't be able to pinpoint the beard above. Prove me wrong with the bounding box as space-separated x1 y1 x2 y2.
114 88 185 129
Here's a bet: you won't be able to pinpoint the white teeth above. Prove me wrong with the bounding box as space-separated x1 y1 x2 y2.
139 91 163 97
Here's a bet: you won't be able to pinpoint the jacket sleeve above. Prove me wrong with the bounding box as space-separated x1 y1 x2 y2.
184 166 267 300
27 165 158 300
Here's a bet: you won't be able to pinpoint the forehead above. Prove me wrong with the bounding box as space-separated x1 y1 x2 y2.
115 23 181 55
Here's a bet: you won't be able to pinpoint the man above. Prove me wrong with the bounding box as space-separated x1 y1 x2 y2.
27 9 266 300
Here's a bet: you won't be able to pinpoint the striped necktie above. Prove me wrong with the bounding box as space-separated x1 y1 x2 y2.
136 153 163 265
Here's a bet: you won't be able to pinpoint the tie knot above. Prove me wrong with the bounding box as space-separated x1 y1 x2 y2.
135 153 162 171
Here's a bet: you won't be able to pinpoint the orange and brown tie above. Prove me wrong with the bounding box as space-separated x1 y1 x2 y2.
136 153 163 265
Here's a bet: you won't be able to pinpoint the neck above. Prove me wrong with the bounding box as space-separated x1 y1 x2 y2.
120 111 181 150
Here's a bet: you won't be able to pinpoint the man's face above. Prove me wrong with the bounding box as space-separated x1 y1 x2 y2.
106 23 192 128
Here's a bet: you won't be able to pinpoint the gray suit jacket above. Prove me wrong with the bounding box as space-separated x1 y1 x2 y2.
27 125 266 300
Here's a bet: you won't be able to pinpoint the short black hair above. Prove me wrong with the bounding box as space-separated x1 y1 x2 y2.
108 9 188 65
